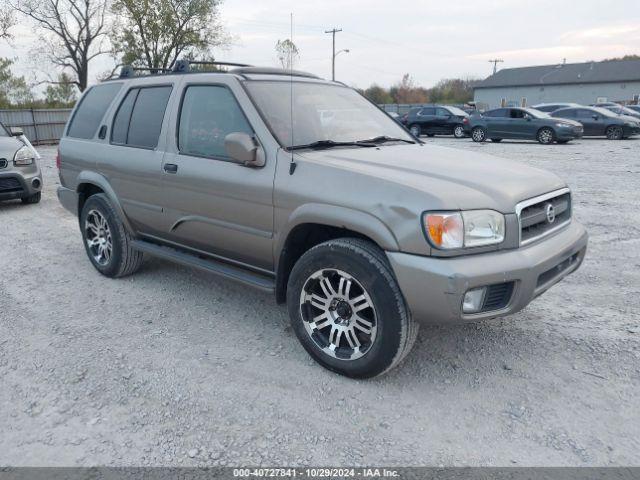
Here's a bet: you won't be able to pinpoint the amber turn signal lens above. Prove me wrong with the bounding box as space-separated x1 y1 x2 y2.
424 213 464 249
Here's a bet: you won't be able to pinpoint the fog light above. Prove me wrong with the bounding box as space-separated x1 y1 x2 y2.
463 287 486 314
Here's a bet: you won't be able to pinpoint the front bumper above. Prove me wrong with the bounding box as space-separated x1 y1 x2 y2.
0 167 42 201
623 125 640 137
556 127 583 140
387 221 588 325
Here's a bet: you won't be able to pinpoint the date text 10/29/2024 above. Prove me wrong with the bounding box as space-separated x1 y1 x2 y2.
233 468 400 478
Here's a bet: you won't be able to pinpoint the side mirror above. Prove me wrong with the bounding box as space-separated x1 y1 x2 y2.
524 115 532 121
224 132 265 167
9 126 24 137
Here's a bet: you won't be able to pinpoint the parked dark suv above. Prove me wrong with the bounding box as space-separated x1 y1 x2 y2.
551 106 640 139
404 105 469 138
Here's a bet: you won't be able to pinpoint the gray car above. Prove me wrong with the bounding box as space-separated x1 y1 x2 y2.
0 123 43 204
469 107 584 144
552 106 640 139
56 63 588 378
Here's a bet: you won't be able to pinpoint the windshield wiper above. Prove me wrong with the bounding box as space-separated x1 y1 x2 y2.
356 135 415 145
288 139 378 151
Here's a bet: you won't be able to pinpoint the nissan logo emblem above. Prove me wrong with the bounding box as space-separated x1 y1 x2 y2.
546 203 556 224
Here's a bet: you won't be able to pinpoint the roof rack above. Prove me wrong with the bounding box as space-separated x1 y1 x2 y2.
116 59 320 80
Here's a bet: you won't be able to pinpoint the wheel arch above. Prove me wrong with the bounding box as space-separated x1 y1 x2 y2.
76 171 134 234
274 205 400 303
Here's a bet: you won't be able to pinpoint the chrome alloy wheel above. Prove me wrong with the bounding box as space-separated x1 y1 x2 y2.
300 269 378 361
539 128 554 144
85 209 112 266
409 125 421 137
454 125 465 138
472 127 485 142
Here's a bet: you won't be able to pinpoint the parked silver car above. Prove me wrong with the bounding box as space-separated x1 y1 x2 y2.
0 124 42 204
57 62 588 378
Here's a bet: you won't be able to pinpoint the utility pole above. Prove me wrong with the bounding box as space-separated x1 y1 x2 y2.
488 59 504 75
325 27 342 81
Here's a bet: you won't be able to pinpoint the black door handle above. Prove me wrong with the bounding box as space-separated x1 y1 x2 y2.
164 163 178 173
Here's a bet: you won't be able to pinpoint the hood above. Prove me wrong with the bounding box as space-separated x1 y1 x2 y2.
0 135 23 158
299 143 566 212
619 115 640 125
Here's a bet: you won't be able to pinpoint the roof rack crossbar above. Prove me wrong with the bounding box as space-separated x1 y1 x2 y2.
119 65 172 78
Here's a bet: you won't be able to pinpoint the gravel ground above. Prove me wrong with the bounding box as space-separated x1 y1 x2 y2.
0 137 639 467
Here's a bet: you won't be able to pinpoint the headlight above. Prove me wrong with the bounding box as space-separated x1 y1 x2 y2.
424 210 505 249
13 146 35 166
555 123 570 128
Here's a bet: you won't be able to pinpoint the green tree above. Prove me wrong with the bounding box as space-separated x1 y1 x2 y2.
363 84 393 104
111 0 227 73
44 73 78 107
0 57 34 107
275 39 299 70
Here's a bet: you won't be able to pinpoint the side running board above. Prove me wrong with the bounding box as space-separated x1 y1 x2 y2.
131 240 275 293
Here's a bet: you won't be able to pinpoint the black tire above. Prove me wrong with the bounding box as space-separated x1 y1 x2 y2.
537 127 555 145
426 133 435 137
21 192 41 204
605 125 623 140
471 127 486 142
409 124 421 137
80 193 143 278
286 238 418 378
490 138 503 143
453 124 466 138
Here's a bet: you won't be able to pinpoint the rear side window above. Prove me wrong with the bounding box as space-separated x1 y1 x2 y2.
555 109 576 118
111 86 172 149
435 108 449 116
420 107 435 115
178 85 253 160
67 83 122 139
484 108 508 118
575 109 595 119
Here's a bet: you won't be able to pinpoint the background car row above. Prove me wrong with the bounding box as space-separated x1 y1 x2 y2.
399 101 640 144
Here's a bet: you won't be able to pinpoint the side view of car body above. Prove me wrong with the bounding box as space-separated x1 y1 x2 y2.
0 123 43 204
600 104 640 120
403 105 469 138
468 107 583 144
531 103 581 113
552 106 640 139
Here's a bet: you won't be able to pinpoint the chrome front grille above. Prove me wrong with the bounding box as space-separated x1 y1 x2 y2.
516 188 572 246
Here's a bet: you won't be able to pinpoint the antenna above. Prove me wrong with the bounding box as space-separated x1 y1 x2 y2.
488 58 504 75
289 12 297 175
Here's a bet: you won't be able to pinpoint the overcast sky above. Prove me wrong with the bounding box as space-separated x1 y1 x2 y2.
2 0 640 91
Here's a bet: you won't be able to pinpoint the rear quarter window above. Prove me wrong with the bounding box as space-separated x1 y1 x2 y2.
67 83 122 139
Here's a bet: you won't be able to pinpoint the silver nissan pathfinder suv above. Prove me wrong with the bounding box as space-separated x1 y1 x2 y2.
57 61 588 378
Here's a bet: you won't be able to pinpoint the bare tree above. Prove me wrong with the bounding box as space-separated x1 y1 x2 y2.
0 9 15 40
9 0 109 91
111 0 227 73
275 39 299 70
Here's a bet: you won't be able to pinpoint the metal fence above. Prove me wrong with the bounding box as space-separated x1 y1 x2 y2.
0 108 72 145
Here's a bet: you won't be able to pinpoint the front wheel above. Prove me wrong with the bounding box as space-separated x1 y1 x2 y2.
286 238 418 378
453 125 466 138
537 127 555 144
409 124 421 137
606 125 624 140
471 127 486 142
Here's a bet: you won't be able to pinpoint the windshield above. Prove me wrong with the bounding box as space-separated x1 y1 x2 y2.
524 108 550 119
446 106 468 116
245 81 414 148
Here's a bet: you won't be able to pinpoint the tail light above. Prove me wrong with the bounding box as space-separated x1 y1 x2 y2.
55 149 61 169
463 117 469 124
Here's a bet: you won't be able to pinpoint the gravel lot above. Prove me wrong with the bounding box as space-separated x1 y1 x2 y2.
1 137 639 467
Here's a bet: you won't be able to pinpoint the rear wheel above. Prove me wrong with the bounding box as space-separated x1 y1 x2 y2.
409 124 421 137
80 193 143 278
605 125 624 140
471 127 486 142
287 238 418 378
453 125 466 138
21 192 41 204
537 127 555 144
